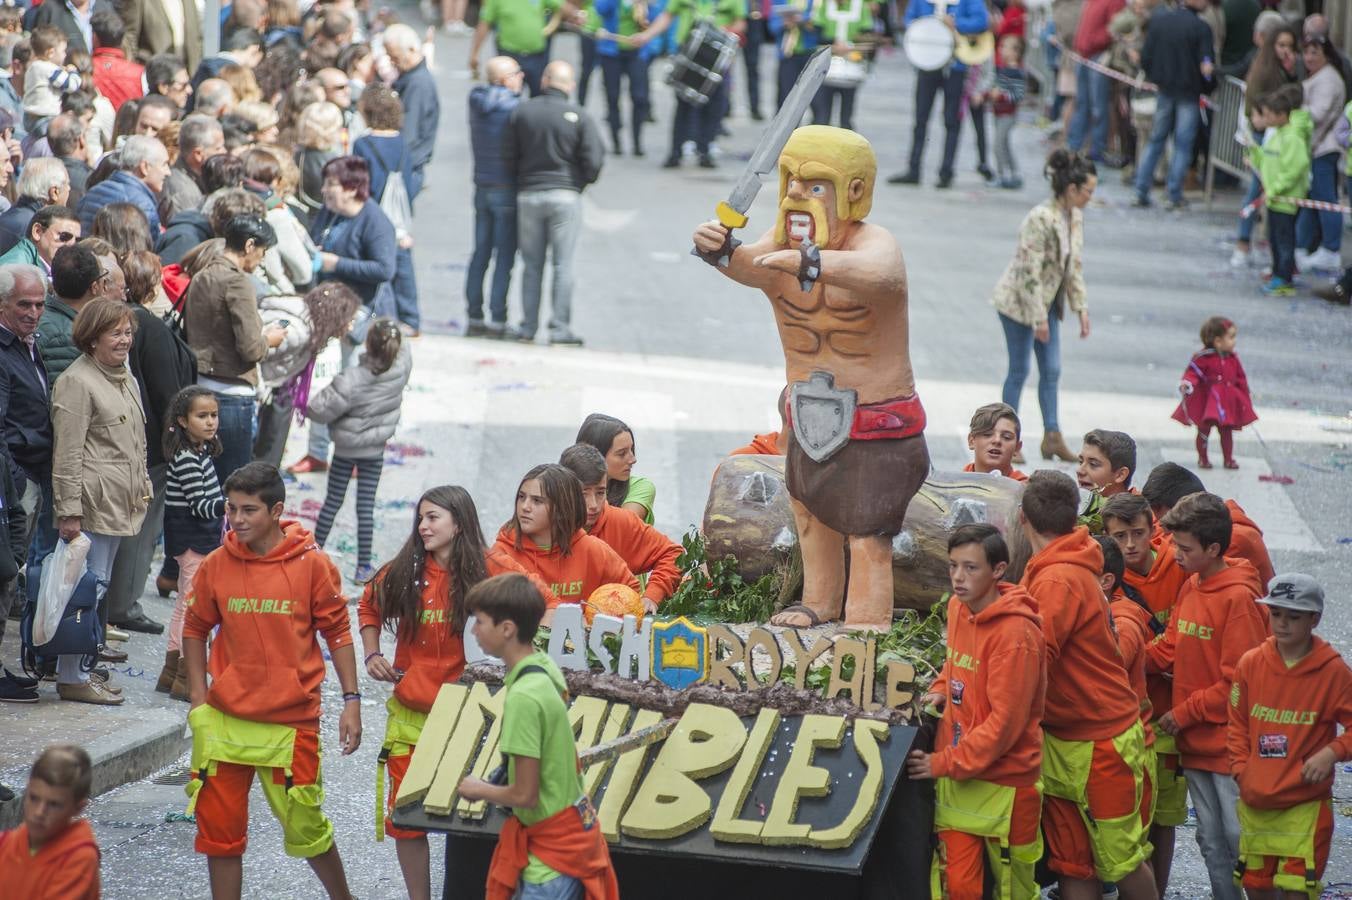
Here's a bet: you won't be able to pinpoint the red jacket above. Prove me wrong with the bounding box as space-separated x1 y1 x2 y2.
587 502 681 606
1020 528 1141 742
1171 349 1257 431
486 803 619 900
1073 0 1126 57
1145 559 1268 772
0 819 100 900
929 583 1046 787
90 47 145 111
1229 637 1352 809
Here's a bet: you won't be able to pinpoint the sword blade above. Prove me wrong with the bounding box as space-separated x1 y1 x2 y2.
724 46 833 215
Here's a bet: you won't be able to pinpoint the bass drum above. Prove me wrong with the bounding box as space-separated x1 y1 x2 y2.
902 16 954 72
667 20 740 106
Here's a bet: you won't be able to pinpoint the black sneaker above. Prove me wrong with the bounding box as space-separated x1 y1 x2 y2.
486 322 507 339
112 613 164 634
698 154 717 169
4 668 37 688
0 784 14 802
750 110 764 121
936 174 953 189
509 327 536 343
662 155 681 169
887 170 920 185
549 332 585 346
464 320 489 338
1132 194 1152 208
977 164 996 184
0 673 38 703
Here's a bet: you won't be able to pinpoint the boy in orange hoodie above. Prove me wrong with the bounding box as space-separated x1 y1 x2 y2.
1230 574 1352 900
559 444 681 614
494 464 639 607
1017 471 1157 900
1146 492 1267 900
181 463 362 900
906 523 1046 900
963 402 1027 481
1100 493 1186 893
1141 462 1275 586
458 573 620 900
1076 429 1137 498
0 744 100 900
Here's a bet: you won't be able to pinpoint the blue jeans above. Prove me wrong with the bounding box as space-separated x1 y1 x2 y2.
1269 209 1296 281
515 874 583 899
466 186 517 325
1236 171 1263 243
211 392 257 487
1296 152 1342 253
1067 62 1111 159
599 51 650 147
999 312 1061 432
392 246 419 330
1134 92 1201 204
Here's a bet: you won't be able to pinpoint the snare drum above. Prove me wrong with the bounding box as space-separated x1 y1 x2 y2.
666 19 740 106
824 54 867 88
902 15 954 71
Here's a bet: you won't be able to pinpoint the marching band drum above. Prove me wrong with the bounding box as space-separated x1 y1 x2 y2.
666 18 741 106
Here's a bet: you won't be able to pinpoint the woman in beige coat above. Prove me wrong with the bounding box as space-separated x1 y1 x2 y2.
991 149 1096 463
50 298 153 706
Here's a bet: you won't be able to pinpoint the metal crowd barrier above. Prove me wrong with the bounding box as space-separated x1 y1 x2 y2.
1204 75 1248 211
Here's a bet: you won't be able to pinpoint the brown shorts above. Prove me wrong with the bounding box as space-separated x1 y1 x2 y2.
785 431 930 536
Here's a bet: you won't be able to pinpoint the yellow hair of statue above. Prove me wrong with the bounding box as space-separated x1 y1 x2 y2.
777 125 877 224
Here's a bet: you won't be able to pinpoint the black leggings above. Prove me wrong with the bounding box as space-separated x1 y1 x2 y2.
314 455 384 568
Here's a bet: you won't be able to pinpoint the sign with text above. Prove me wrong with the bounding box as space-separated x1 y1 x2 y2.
392 683 917 872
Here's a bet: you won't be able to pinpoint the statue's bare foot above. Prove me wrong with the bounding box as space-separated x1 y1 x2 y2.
770 604 827 629
840 619 892 635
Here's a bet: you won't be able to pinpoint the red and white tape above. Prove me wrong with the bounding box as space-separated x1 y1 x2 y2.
1238 188 1352 219
1049 36 1215 109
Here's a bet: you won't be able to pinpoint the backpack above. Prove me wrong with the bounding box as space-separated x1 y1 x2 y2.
20 551 106 676
370 140 413 237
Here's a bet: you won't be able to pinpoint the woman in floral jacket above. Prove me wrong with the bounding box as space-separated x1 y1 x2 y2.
990 149 1096 463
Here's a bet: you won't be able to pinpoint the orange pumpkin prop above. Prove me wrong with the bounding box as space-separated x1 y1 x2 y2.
584 583 644 625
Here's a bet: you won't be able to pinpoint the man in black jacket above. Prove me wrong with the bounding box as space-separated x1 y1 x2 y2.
1132 0 1214 210
504 60 605 346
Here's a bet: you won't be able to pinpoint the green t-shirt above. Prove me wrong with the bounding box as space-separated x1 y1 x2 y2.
481 0 559 55
622 475 656 525
499 651 584 884
812 0 872 44
667 0 743 48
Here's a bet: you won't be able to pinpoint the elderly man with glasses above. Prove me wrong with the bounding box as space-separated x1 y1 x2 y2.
0 204 81 273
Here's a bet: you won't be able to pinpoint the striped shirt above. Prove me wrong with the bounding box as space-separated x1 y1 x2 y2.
164 447 225 557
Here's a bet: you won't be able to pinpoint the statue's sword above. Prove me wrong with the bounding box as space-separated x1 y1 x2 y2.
693 46 833 268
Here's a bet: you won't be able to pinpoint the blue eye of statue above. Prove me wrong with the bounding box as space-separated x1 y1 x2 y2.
810 184 825 196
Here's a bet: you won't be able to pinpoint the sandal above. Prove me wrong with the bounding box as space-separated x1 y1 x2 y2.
770 604 823 629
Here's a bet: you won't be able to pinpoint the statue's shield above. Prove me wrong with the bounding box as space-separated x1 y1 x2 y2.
789 371 857 463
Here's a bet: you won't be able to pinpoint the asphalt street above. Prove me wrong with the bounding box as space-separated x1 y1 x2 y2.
74 24 1352 899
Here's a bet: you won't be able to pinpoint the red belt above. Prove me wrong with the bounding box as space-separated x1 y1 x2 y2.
786 392 927 441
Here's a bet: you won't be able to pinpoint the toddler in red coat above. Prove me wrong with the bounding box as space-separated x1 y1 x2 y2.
1171 316 1257 470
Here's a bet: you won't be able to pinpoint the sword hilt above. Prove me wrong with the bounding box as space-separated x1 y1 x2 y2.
692 201 747 268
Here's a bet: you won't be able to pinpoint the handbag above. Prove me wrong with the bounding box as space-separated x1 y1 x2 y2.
20 551 106 671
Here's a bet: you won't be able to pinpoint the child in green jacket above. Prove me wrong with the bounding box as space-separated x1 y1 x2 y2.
1249 84 1310 296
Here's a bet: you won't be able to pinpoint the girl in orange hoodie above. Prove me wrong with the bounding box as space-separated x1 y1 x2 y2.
907 524 1046 900
359 485 557 900
1229 574 1352 900
494 464 640 606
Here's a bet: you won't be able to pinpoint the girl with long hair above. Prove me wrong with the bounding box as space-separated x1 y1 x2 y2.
493 464 639 606
1233 20 1299 268
575 413 655 523
359 485 553 899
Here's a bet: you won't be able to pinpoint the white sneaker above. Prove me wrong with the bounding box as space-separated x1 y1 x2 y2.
1295 248 1313 271
1229 248 1250 268
1307 247 1343 272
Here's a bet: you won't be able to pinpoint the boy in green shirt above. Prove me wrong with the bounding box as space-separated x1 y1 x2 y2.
458 573 619 900
1248 84 1311 296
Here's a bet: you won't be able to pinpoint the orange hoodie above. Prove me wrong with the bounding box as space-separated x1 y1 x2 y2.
928 583 1046 786
730 432 783 456
1019 527 1140 742
1225 499 1275 589
182 521 353 730
1145 559 1267 772
1229 636 1352 809
0 819 100 900
493 527 639 606
1121 534 1188 724
1109 591 1156 746
588 503 681 606
962 462 1028 482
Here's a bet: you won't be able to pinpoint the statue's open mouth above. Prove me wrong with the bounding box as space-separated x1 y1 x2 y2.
786 212 814 242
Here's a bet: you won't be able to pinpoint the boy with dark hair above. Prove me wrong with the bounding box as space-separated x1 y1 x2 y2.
181 462 361 900
458 573 619 900
1140 462 1274 587
1018 471 1158 900
906 523 1046 900
0 744 100 898
1077 429 1136 497
1248 85 1309 296
1100 492 1187 893
1229 574 1352 900
1146 492 1267 900
963 402 1026 481
558 443 681 614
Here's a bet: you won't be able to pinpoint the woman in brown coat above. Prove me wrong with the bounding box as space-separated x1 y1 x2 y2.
50 298 154 706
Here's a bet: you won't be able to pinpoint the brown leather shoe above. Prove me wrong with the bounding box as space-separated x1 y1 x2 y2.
156 650 179 693
156 575 177 597
1313 282 1351 305
58 680 124 705
99 646 129 663
286 454 329 474
1041 430 1077 462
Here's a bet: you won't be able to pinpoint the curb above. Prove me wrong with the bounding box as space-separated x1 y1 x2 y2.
0 712 189 830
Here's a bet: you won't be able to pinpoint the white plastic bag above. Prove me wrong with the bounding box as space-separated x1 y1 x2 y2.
33 533 90 646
